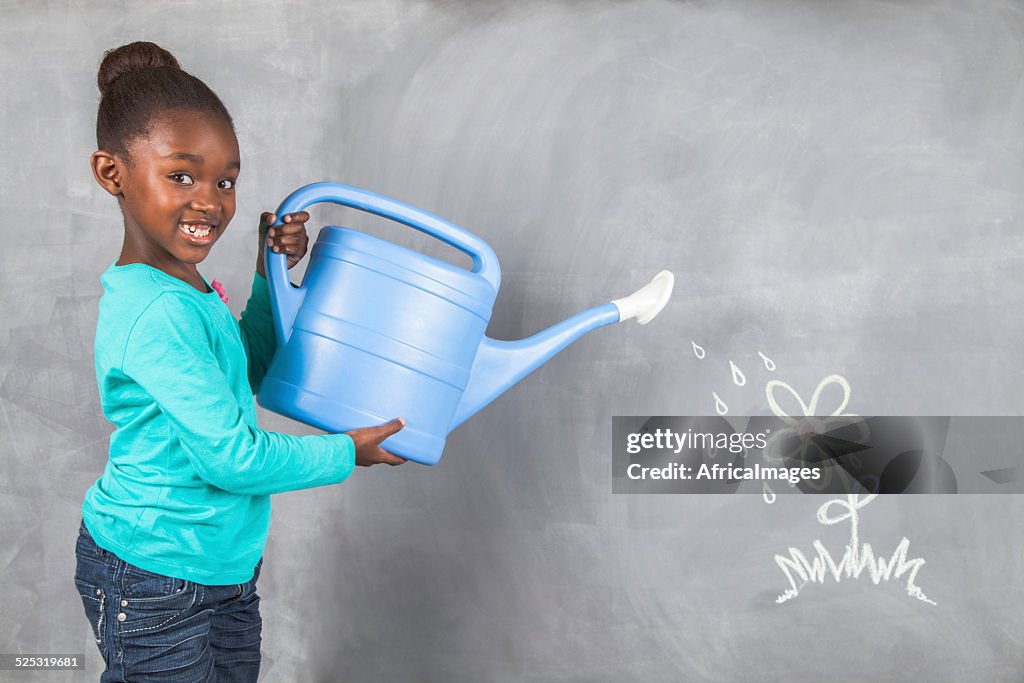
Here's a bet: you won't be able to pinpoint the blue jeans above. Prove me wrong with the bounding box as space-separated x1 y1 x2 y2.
74 520 263 682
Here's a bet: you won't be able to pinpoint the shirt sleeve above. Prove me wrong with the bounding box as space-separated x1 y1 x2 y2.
237 273 277 394
121 291 355 496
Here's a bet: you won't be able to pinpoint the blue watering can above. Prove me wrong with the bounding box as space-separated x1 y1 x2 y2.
257 182 673 465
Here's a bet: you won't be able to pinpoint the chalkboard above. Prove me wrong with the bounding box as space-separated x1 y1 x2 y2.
2 1 1023 680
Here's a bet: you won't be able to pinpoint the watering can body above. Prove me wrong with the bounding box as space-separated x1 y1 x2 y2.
257 183 673 465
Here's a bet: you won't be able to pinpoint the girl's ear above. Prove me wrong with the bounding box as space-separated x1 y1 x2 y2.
90 150 124 197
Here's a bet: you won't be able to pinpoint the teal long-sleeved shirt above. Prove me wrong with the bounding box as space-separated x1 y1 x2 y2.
82 263 354 585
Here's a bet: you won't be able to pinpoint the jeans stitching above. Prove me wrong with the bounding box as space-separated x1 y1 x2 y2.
119 584 199 634
75 580 105 647
96 590 105 646
122 583 195 603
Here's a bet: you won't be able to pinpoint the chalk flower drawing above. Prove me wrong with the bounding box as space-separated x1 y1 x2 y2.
774 493 935 605
763 374 870 492
700 357 936 604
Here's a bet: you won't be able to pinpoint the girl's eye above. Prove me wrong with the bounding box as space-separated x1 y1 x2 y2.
219 178 237 190
170 173 194 185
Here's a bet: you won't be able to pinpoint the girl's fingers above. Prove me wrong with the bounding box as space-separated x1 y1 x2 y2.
267 235 307 250
267 224 307 237
262 211 308 235
281 211 310 224
377 448 406 466
267 238 308 254
266 231 308 257
266 223 308 238
266 213 309 255
262 211 308 227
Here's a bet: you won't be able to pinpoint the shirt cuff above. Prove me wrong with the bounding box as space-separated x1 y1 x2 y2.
326 433 357 484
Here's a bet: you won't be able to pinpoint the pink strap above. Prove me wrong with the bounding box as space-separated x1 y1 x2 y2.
210 279 229 304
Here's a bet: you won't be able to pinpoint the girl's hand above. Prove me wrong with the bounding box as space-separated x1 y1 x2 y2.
259 211 310 271
347 418 408 467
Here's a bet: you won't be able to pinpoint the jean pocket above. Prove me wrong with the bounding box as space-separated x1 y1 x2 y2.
119 561 192 600
74 577 105 646
116 562 197 636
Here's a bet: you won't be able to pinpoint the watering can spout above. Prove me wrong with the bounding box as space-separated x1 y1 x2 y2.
450 271 674 430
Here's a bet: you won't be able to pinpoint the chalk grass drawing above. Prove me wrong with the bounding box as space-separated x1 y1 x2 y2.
774 493 935 606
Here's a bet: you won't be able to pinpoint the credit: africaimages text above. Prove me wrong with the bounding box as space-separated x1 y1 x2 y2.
626 461 821 483
622 425 822 484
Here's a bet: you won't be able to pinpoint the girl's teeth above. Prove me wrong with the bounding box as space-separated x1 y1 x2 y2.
181 224 212 237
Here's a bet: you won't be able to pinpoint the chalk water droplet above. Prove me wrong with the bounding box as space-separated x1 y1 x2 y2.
730 360 747 387
758 351 776 372
692 341 706 359
713 392 728 415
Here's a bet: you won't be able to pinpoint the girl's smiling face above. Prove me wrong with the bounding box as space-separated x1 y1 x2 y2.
92 108 240 278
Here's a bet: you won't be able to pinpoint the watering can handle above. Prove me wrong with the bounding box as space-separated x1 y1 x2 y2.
265 181 503 345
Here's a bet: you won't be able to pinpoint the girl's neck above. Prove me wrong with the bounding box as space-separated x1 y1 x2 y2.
117 247 210 294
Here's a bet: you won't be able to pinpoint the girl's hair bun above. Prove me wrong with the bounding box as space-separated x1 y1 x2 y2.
94 41 233 158
97 42 181 96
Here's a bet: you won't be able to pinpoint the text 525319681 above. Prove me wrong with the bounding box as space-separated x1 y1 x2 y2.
0 654 84 670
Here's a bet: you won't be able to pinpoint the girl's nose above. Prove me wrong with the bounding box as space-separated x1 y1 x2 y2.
189 193 217 213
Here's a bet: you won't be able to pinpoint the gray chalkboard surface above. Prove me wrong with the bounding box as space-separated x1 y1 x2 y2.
2 1 1022 680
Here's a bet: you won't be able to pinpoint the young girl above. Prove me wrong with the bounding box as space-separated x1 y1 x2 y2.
74 41 405 682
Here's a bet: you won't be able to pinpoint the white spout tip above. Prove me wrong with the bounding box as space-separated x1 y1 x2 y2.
612 270 674 325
